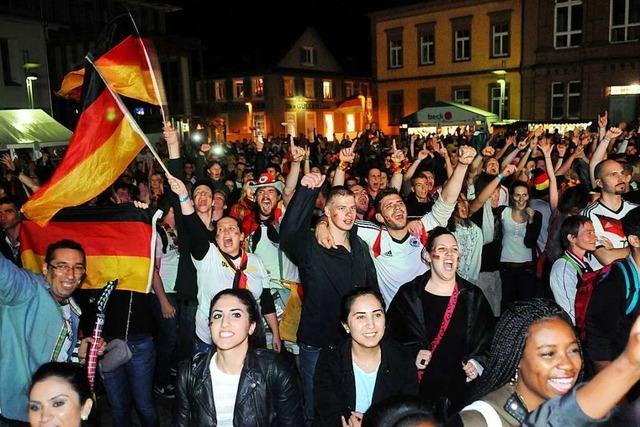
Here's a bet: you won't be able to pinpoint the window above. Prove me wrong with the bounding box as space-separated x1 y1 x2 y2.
489 12 511 57
233 79 245 100
555 0 583 48
346 114 356 132
551 81 582 119
360 82 370 97
304 78 315 98
283 77 294 98
0 38 20 85
252 77 264 98
214 80 226 101
489 83 510 118
322 80 333 99
301 46 316 66
417 23 435 65
387 90 404 126
452 17 472 62
253 112 266 135
418 88 436 109
551 82 565 119
567 81 582 118
386 27 403 69
453 86 471 105
611 0 640 42
345 81 354 98
195 81 206 103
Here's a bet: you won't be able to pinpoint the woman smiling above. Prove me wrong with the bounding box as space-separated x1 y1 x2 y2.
313 288 418 427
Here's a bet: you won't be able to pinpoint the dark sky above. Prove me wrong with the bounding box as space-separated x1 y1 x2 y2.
166 0 424 76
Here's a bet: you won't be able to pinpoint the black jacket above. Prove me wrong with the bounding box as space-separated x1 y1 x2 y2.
313 338 419 426
174 348 303 427
280 185 379 347
386 272 495 367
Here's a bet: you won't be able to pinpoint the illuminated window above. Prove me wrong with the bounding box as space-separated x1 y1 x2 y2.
252 77 264 98
253 112 265 135
489 83 510 118
233 79 245 99
304 78 315 98
283 77 295 98
554 0 583 48
322 80 333 99
346 114 356 132
215 80 226 101
610 0 640 42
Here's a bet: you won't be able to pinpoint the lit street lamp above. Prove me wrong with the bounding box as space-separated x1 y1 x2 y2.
497 78 506 121
26 74 38 109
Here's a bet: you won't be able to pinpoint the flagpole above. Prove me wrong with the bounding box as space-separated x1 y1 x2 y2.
127 12 167 123
86 56 170 176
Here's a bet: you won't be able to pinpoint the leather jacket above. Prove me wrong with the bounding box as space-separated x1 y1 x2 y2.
174 348 304 427
386 271 495 367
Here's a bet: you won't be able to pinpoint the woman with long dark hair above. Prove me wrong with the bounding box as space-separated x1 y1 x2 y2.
174 288 303 426
313 287 418 427
28 362 93 427
387 227 494 418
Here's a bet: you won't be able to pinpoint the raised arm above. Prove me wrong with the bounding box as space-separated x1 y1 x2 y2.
283 138 305 206
332 140 356 187
440 145 477 204
166 174 209 260
589 127 623 188
468 164 516 215
539 137 558 211
389 140 406 191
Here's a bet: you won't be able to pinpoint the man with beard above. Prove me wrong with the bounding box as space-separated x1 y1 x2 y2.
280 173 378 424
582 159 638 269
317 146 477 305
166 176 279 354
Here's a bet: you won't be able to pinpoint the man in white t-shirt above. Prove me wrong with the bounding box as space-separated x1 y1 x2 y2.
582 159 637 269
317 145 477 305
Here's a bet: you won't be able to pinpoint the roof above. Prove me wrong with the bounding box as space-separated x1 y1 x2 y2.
400 101 498 126
0 109 72 147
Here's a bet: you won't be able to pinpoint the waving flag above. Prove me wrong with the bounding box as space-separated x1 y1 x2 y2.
56 35 160 105
20 205 159 293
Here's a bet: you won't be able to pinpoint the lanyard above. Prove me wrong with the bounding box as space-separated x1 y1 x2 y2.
428 283 460 355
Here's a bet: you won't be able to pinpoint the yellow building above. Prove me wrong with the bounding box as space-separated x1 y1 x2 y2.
370 0 522 135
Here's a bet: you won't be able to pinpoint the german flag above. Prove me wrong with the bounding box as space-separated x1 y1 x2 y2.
21 85 147 225
20 205 158 293
56 35 159 105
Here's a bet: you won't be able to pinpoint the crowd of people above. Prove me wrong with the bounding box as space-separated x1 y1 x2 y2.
3 112 640 427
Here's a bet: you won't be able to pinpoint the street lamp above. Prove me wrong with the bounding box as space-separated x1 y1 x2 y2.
26 74 38 109
497 78 506 121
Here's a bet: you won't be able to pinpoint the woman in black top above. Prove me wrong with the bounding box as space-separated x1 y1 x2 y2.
387 227 495 419
313 288 418 427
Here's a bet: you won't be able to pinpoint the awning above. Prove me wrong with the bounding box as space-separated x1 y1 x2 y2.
400 101 498 128
0 109 72 149
337 97 362 110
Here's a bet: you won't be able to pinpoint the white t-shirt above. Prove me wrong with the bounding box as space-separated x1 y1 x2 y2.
250 223 300 284
581 199 637 269
453 223 483 284
154 227 180 294
210 353 241 427
356 197 456 306
500 207 532 263
193 244 270 344
530 198 552 253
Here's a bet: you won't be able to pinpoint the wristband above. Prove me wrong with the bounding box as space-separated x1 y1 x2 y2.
601 137 609 144
526 147 532 154
179 194 190 203
338 161 350 171
497 174 504 182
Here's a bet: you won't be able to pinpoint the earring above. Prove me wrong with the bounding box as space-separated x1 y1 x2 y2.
509 368 519 386
81 415 88 421
345 328 350 333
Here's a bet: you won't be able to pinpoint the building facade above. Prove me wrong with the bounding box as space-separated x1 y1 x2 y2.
370 0 523 135
195 28 372 142
0 0 201 132
522 0 640 124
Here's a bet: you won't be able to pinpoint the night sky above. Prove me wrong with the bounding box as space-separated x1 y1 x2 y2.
167 0 425 76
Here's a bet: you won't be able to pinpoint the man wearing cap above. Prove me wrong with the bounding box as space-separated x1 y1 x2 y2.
237 142 306 352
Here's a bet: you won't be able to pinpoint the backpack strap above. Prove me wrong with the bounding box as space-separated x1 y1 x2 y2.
461 400 502 427
617 260 640 315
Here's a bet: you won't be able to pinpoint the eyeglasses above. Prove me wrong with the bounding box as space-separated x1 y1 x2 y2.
48 263 86 275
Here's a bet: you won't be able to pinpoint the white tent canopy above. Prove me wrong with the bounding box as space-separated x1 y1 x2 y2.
0 109 72 150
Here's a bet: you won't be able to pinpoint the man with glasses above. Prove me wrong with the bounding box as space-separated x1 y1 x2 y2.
0 239 101 424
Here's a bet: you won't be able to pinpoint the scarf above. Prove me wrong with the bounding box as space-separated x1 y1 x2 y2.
219 250 249 289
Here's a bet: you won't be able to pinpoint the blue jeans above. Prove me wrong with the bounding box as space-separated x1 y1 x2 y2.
176 297 197 362
101 336 159 427
151 293 178 387
299 342 322 424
